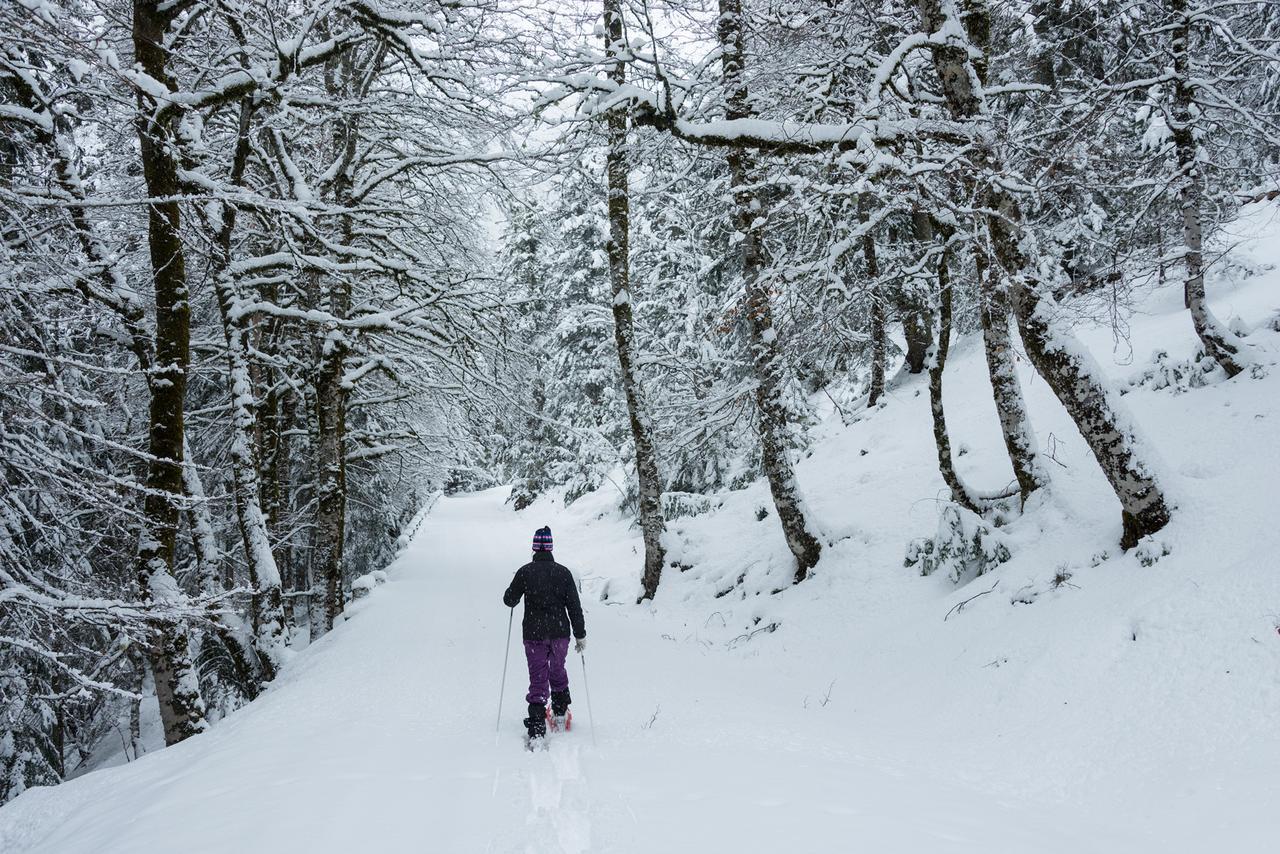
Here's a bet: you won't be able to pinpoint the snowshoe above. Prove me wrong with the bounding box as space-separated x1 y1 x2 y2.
546 706 573 733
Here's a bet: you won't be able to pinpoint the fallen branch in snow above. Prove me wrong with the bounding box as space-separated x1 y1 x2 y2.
943 579 999 622
727 621 780 649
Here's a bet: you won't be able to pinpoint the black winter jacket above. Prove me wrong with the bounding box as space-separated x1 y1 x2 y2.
503 552 586 641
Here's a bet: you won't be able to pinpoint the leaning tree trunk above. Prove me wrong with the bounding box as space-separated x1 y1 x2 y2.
859 195 887 406
918 0 1171 548
603 0 668 602
927 245 984 513
1169 0 1248 377
975 247 1048 503
131 0 208 745
719 0 823 581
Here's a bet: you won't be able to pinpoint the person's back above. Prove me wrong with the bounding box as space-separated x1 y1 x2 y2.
505 552 582 642
502 526 585 744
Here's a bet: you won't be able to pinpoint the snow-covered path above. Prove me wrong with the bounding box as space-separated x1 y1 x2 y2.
0 487 1167 854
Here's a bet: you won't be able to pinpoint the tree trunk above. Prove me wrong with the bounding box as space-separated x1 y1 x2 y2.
127 647 146 760
900 305 932 374
260 375 297 624
719 0 823 582
976 248 1047 502
919 0 1170 547
927 245 983 513
131 0 207 745
207 97 286 677
309 44 366 639
603 0 668 602
311 329 347 638
859 195 886 406
1169 1 1248 377
181 437 223 594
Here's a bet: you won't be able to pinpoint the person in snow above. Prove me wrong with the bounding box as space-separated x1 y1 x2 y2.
503 526 586 742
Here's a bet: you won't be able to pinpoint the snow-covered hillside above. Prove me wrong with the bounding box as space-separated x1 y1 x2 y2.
2 207 1278 853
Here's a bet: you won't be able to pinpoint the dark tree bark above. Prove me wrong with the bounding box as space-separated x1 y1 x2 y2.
260 373 297 610
256 272 301 617
900 305 932 374
131 0 208 744
603 0 668 602
927 245 982 513
311 320 348 637
859 196 887 406
719 0 823 581
919 0 1171 548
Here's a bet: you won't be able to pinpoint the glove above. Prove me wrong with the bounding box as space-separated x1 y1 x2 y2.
574 638 586 654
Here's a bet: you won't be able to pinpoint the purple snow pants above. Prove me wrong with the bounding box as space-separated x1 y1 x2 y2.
523 637 570 705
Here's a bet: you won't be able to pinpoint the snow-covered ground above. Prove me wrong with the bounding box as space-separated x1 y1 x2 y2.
2 206 1279 852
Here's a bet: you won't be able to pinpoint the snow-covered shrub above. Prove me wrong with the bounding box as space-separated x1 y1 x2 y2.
1133 538 1172 567
662 492 719 520
1127 349 1220 394
905 503 1012 584
351 570 389 600
0 689 61 803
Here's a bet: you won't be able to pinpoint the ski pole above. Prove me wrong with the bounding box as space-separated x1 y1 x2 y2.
496 607 514 740
579 652 597 747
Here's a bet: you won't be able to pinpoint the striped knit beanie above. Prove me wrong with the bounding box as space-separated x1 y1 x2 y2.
532 526 553 552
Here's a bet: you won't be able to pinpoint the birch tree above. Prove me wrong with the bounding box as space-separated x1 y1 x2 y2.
603 0 668 600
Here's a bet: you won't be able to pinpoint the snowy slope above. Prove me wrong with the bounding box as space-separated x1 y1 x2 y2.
2 206 1278 852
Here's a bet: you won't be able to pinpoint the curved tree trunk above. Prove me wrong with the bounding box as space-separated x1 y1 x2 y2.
603 0 668 602
990 202 1171 548
719 0 823 581
928 247 982 513
919 0 1171 548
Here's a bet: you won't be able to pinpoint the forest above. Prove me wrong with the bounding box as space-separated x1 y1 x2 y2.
1 0 1278 836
